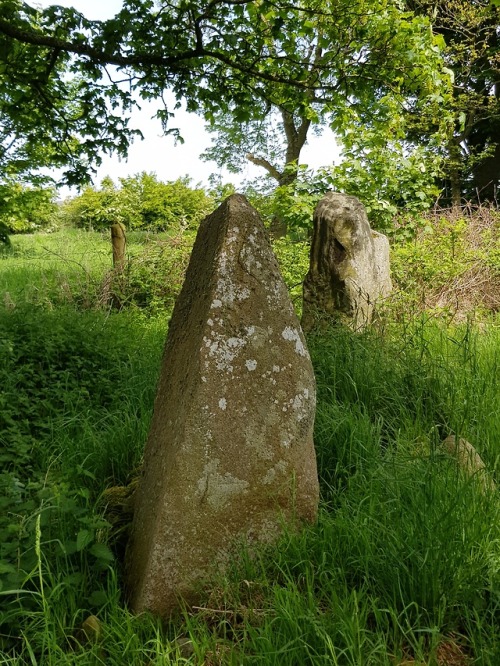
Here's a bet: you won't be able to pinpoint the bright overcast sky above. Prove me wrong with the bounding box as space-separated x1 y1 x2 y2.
34 0 340 191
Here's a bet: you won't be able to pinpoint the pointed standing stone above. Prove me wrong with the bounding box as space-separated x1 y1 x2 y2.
126 194 319 619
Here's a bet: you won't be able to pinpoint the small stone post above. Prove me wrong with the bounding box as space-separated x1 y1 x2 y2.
110 223 126 270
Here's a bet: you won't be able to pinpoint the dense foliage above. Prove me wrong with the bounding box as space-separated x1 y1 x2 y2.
200 0 500 217
60 172 212 232
0 305 164 655
199 0 451 234
0 180 57 233
0 0 449 191
407 0 500 204
240 152 441 238
391 205 500 315
201 0 449 188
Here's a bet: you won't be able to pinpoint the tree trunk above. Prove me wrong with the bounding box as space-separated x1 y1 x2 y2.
448 140 462 210
269 110 311 237
245 109 311 237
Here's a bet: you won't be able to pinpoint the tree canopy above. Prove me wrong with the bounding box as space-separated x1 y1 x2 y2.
0 0 450 187
0 180 57 232
406 0 500 204
202 1 450 184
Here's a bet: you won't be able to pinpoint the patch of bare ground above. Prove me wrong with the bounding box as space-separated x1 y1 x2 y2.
395 635 472 666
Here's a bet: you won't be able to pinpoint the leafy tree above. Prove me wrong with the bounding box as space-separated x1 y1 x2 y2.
201 0 450 227
406 0 500 205
0 179 57 232
59 177 131 231
242 137 441 241
0 0 448 190
60 172 212 231
203 107 315 190
119 173 212 231
0 2 136 184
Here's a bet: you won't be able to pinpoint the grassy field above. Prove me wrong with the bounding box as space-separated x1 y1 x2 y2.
0 229 498 664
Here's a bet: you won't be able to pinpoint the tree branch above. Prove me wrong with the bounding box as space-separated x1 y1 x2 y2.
246 153 282 181
0 16 203 68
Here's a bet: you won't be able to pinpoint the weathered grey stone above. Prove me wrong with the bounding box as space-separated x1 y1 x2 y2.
126 194 319 619
302 192 392 331
440 435 496 494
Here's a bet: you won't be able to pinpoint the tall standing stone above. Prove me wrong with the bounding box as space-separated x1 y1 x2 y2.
302 192 392 331
126 194 319 619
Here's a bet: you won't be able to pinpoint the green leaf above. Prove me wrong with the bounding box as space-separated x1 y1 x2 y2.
442 67 455 84
0 562 17 575
87 590 109 606
89 543 114 562
76 529 93 551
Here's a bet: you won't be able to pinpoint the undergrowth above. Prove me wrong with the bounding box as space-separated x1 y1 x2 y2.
0 301 498 664
0 222 499 664
391 205 500 318
0 229 193 316
2 205 499 323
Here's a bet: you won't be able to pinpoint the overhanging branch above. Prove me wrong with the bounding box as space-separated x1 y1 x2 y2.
246 153 282 181
0 17 203 68
0 15 338 93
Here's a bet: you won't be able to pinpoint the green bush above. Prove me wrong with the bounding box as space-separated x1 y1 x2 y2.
0 220 11 248
0 305 165 655
272 237 310 315
0 181 58 233
60 172 213 232
107 232 194 315
390 206 500 317
242 138 441 239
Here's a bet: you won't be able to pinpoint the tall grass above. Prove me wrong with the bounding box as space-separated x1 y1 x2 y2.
177 321 499 665
0 230 111 304
0 231 499 664
0 228 193 314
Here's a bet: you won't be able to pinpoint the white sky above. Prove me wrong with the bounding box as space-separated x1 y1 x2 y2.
33 0 340 191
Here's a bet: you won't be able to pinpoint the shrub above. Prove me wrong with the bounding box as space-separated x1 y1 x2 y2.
390 205 500 318
272 237 310 315
105 232 194 315
60 173 213 232
0 181 58 233
0 220 11 248
0 305 164 655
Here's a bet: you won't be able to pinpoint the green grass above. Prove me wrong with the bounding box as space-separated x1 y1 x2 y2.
0 230 114 309
0 228 194 315
0 230 499 664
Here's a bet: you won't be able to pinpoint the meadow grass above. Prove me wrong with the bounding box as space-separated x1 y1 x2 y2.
0 231 499 664
0 230 113 309
0 228 194 314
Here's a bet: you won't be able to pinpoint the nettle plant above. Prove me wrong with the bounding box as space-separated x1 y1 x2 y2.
0 309 125 607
